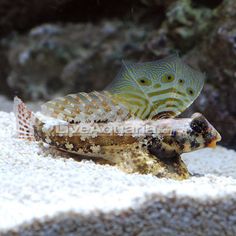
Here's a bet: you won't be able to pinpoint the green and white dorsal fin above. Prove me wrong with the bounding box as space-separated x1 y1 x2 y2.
106 54 205 119
41 91 130 123
106 59 154 119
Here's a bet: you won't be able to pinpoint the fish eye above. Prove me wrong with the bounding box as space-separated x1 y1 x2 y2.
187 87 195 96
137 77 151 86
190 116 208 133
178 79 184 84
161 73 175 83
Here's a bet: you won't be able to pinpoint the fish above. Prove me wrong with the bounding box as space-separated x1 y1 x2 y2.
14 98 221 180
13 54 221 179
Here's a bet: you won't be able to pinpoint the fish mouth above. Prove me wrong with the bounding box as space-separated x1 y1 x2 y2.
207 131 222 148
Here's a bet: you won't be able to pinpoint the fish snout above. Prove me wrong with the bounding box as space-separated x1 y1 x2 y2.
207 127 221 148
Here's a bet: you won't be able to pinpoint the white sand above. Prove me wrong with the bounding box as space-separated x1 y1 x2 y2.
0 111 236 236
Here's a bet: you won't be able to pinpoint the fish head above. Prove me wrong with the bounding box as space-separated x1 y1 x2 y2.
167 113 221 154
188 113 221 150
148 113 221 158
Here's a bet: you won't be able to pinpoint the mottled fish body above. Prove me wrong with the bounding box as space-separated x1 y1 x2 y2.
14 97 221 180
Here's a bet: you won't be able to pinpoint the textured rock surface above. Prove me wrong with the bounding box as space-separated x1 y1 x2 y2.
2 22 166 101
183 0 236 148
0 111 236 236
165 0 214 51
0 0 166 36
0 0 70 36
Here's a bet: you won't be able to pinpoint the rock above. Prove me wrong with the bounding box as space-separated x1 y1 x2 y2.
0 47 11 96
0 0 70 36
0 0 164 37
2 21 170 101
183 0 236 148
140 0 176 8
165 0 214 51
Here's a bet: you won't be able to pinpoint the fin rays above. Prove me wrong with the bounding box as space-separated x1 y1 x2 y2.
42 54 205 122
106 54 205 119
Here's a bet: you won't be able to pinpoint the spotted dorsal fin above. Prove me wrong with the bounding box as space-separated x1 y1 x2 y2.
41 91 130 123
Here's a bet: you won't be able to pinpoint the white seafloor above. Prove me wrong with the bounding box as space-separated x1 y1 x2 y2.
0 111 236 236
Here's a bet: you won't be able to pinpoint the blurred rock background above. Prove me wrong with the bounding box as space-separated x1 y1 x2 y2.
0 0 235 148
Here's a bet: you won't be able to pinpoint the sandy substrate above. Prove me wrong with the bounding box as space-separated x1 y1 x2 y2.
0 111 236 236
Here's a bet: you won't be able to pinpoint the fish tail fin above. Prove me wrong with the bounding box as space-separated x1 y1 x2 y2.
13 96 36 141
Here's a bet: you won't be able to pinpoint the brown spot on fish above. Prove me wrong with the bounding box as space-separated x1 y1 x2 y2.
175 137 186 151
167 139 174 145
147 137 179 159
